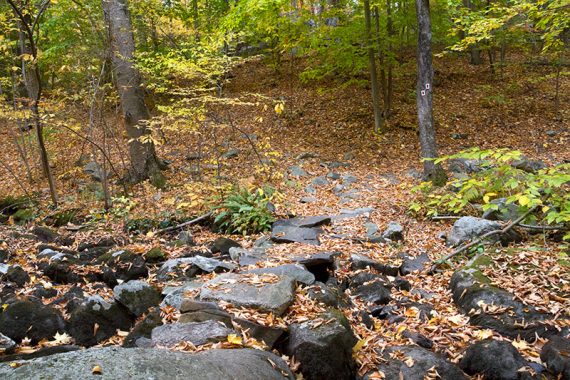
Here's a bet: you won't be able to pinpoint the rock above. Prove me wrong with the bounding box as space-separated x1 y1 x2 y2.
271 217 326 245
399 252 430 275
113 280 161 317
392 277 411 291
373 346 467 380
353 281 391 305
311 176 329 186
210 237 241 255
179 309 233 326
0 299 65 343
297 152 318 160
307 282 345 308
68 296 133 347
451 133 469 139
541 336 570 379
0 347 294 379
229 247 267 266
200 273 296 316
39 260 84 285
327 172 340 180
31 284 57 299
460 339 528 380
304 185 317 194
449 158 485 176
122 309 163 348
450 266 561 341
447 216 521 247
0 249 9 263
300 196 317 203
294 251 339 282
482 198 526 222
99 250 148 287
350 254 399 276
157 256 235 281
402 330 434 349
512 157 547 173
3 265 29 287
289 165 308 177
0 345 80 363
30 226 60 243
381 221 404 241
0 333 16 354
233 318 285 349
246 264 315 285
281 215 332 228
161 281 204 310
83 161 104 181
286 311 357 380
144 247 167 263
151 320 233 348
222 148 240 159
342 173 358 185
333 207 375 220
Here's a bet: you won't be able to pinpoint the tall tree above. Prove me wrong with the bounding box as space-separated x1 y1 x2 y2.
415 0 446 185
364 0 383 133
101 0 165 186
8 0 59 206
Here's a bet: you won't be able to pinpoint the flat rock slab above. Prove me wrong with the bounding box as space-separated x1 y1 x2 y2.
447 216 521 247
157 257 236 281
151 320 232 347
246 264 315 285
199 273 296 316
0 347 294 380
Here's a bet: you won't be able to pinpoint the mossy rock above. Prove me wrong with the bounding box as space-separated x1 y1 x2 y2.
124 218 158 234
145 247 166 263
12 209 35 225
47 209 80 227
466 254 493 269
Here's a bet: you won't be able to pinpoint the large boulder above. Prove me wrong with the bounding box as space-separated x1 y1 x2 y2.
450 266 561 341
372 346 467 380
0 347 294 379
286 311 357 380
246 264 315 285
151 320 233 348
271 216 331 245
447 216 521 247
68 296 133 346
156 256 235 281
200 273 296 316
210 237 241 256
98 250 148 287
113 280 161 317
541 336 570 379
0 299 65 343
459 339 528 380
350 253 399 276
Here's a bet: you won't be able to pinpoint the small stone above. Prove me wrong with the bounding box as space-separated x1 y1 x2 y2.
460 339 527 380
327 172 340 180
210 237 241 255
222 148 240 159
289 165 308 177
381 221 404 241
311 176 329 186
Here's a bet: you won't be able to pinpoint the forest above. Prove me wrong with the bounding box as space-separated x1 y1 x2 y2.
0 0 568 379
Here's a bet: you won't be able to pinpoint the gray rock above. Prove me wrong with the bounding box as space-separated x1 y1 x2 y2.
253 235 273 249
381 221 404 241
311 176 329 186
247 264 315 285
300 196 317 203
306 282 345 308
113 280 161 317
512 156 547 173
286 311 357 380
161 281 204 310
0 347 294 380
341 174 357 185
83 161 104 182
482 198 527 222
157 256 235 281
333 207 375 220
350 254 399 276
447 216 521 247
327 172 340 180
449 158 485 175
364 222 379 236
399 252 430 275
373 346 467 380
289 165 308 177
271 217 330 246
122 309 163 348
297 152 318 160
353 281 391 305
210 237 241 255
151 320 233 348
229 247 267 266
222 148 240 159
0 333 16 354
200 273 296 316
304 185 317 194
460 339 528 380
176 231 194 246
541 336 570 379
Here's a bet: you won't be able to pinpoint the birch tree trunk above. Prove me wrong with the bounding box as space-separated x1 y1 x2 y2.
102 0 165 187
415 0 447 186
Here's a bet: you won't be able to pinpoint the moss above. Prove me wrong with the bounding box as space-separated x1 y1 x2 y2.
12 208 35 224
466 254 493 269
145 247 166 263
48 209 79 227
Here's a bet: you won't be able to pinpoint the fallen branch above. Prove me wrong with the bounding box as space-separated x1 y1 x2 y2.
518 223 567 231
429 206 536 273
155 212 212 235
430 215 461 220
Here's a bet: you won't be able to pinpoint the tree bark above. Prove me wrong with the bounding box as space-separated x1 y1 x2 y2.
364 0 383 133
102 0 165 187
415 0 447 186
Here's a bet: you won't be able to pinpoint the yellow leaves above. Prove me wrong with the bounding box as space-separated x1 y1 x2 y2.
474 329 494 340
483 192 497 203
447 314 468 327
511 339 529 351
92 365 102 375
50 332 72 346
352 338 366 353
227 334 243 346
274 102 285 115
518 195 530 206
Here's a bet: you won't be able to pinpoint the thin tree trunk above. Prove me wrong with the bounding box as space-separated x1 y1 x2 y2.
374 6 387 108
102 0 165 187
385 0 393 117
415 0 446 186
364 0 383 133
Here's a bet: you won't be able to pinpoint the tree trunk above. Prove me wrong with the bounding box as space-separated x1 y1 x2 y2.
384 0 394 117
415 0 447 186
462 0 482 65
364 0 383 133
102 0 165 187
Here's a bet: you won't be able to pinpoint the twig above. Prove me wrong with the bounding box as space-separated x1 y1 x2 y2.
518 223 567 231
430 215 461 220
429 206 536 273
155 212 212 235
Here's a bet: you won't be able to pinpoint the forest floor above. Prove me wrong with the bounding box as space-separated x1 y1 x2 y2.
0 52 569 378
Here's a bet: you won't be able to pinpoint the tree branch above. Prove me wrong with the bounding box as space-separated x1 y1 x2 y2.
155 212 212 235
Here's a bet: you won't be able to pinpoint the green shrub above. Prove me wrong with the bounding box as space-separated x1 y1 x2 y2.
409 148 570 240
213 186 278 235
